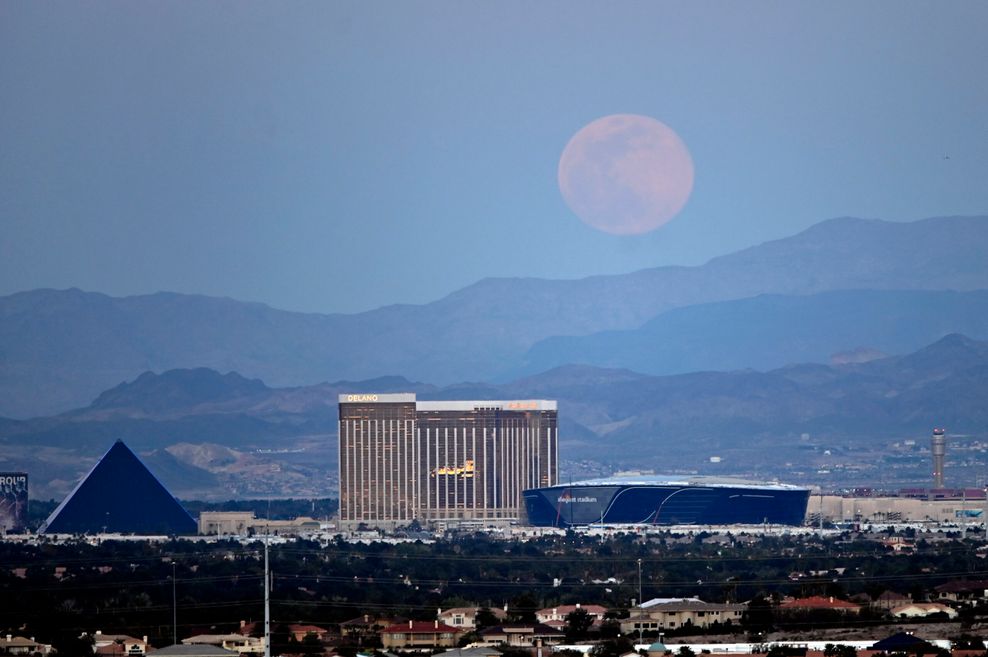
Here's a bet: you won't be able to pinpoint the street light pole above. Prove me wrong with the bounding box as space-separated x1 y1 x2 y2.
264 535 271 657
637 558 643 644
172 561 177 645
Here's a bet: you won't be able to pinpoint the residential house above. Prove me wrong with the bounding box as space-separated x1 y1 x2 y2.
621 599 746 634
849 592 873 608
0 635 52 655
873 590 912 611
90 632 148 656
340 615 404 645
478 623 565 647
881 536 916 553
436 607 507 632
934 580 988 604
95 642 145 657
288 625 331 643
380 621 460 650
182 634 264 655
535 604 608 627
778 596 861 615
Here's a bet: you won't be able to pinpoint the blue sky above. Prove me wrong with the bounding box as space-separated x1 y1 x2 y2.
2 2 986 313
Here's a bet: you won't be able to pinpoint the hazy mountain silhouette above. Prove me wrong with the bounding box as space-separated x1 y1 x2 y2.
0 369 434 498
2 214 987 417
89 368 269 415
521 289 988 376
502 334 988 461
3 335 987 498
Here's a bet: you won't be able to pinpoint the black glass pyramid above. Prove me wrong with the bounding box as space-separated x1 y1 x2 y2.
42 440 197 535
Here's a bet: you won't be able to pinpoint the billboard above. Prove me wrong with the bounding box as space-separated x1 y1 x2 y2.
0 473 28 532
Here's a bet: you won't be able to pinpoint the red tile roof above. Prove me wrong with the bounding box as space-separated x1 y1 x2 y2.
289 625 328 634
537 604 608 616
382 621 460 634
935 579 988 593
780 596 860 610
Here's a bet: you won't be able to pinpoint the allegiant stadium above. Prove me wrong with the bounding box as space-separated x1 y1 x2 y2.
522 475 810 527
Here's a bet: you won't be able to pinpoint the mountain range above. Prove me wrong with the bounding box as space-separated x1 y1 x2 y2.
4 213 988 500
3 333 987 500
521 288 988 376
3 214 988 418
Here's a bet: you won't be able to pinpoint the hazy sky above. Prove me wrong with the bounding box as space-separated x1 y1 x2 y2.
2 2 986 314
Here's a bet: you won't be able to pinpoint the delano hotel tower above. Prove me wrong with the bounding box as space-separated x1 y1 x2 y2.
338 393 557 528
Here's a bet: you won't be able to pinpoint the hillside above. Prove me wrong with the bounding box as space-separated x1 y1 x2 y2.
0 370 434 499
513 334 988 453
521 289 988 376
3 335 987 500
2 215 988 418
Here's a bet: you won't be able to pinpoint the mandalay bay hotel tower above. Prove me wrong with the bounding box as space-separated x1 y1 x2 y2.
338 394 557 529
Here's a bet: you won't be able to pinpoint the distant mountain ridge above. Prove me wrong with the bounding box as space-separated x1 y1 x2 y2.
499 333 988 469
521 289 988 376
0 369 435 499
89 369 269 415
2 214 988 417
3 334 987 499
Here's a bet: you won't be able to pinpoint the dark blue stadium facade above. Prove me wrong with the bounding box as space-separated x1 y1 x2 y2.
523 476 810 528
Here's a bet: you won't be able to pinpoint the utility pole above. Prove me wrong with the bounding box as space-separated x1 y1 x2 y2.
637 558 643 645
264 534 271 657
172 561 177 645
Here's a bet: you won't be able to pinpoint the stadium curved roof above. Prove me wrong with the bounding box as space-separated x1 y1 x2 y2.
564 474 807 491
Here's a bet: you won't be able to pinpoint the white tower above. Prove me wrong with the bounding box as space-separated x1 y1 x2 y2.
932 428 946 489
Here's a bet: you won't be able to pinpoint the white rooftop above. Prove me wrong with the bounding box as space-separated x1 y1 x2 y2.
338 393 556 411
566 474 807 491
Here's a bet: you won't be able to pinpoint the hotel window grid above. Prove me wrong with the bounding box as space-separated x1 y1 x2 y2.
338 395 557 525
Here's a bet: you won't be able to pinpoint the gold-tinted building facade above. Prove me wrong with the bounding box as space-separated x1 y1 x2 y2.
338 394 557 527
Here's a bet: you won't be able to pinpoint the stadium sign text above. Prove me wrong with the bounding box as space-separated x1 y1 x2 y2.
557 495 597 504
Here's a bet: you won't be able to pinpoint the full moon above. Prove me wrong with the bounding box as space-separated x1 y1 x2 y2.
558 114 694 235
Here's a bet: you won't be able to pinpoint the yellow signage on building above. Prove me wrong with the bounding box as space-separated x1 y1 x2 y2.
431 460 475 478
